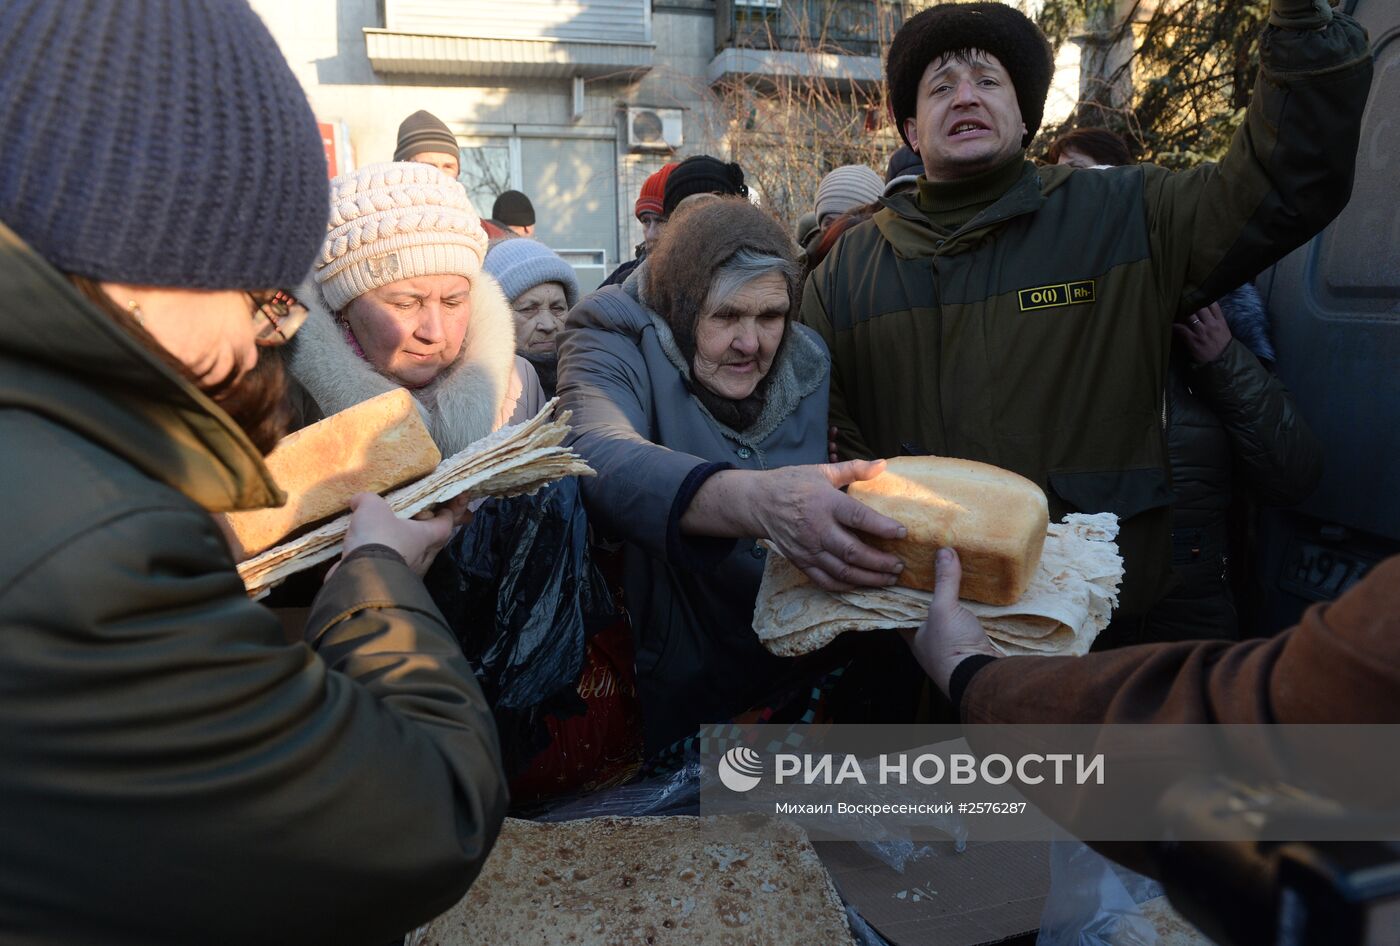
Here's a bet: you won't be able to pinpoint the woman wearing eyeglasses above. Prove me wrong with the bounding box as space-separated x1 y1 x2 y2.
481 237 581 397
283 162 546 454
0 3 507 944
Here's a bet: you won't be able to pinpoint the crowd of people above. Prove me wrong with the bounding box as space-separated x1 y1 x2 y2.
0 0 1387 942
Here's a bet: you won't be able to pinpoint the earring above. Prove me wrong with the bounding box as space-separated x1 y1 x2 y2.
126 300 145 326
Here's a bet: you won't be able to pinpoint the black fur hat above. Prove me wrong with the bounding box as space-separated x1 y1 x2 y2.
887 2 1054 150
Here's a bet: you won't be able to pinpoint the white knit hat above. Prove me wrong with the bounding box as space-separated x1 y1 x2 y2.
315 162 489 311
813 164 884 225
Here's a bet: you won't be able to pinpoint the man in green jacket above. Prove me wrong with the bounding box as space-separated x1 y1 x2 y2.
801 0 1373 640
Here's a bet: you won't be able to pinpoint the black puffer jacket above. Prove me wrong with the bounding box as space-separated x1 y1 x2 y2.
1139 285 1322 642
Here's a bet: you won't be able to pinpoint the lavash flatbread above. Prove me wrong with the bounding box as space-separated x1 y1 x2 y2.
754 513 1122 658
411 816 854 946
237 401 592 599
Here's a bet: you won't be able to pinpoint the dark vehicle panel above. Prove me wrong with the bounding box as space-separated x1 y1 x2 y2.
1251 0 1400 630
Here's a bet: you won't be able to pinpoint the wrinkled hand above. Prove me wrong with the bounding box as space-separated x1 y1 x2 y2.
1174 301 1231 364
903 548 998 697
752 459 907 592
335 492 473 579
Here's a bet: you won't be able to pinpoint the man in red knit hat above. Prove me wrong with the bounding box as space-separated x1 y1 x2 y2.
601 161 677 287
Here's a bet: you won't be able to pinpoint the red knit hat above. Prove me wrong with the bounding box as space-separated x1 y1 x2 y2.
635 162 678 220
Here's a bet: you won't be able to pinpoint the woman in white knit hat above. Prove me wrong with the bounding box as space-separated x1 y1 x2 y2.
286 162 546 454
481 237 581 396
285 164 632 804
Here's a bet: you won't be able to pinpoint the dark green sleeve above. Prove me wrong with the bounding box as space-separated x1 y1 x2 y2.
5 506 507 945
1192 339 1322 505
1142 14 1373 318
799 275 878 461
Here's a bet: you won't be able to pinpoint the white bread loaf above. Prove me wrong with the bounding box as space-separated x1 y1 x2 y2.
847 456 1049 605
221 388 441 560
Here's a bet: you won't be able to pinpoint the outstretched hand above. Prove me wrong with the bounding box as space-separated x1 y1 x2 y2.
751 459 907 592
903 548 998 696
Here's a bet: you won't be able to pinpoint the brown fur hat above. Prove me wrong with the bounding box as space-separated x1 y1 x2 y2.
643 196 801 359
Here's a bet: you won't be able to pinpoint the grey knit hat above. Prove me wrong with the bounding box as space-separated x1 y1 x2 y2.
814 165 884 225
482 238 580 308
393 110 459 162
0 0 328 289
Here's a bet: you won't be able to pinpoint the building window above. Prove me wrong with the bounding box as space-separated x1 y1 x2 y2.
458 137 515 222
456 132 620 287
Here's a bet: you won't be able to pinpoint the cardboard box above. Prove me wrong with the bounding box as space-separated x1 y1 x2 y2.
816 839 1049 946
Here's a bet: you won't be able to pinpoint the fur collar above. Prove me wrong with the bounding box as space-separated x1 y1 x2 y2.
625 262 829 446
284 273 518 455
1219 283 1275 363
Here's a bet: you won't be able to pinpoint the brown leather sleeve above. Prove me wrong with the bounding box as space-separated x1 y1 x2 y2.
961 556 1400 725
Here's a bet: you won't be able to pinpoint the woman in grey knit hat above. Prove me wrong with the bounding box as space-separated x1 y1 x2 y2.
482 237 582 396
557 197 908 756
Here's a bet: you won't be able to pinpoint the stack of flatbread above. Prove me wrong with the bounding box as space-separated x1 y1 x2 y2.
237 403 592 599
408 815 854 946
753 513 1123 657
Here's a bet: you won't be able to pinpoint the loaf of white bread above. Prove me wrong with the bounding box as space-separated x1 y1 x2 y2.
221 388 441 560
847 456 1049 606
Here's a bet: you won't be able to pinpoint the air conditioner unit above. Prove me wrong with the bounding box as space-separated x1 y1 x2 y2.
627 107 683 152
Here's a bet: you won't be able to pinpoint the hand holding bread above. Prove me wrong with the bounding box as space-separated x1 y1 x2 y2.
903 548 1000 696
846 456 1049 605
339 492 461 577
749 459 909 592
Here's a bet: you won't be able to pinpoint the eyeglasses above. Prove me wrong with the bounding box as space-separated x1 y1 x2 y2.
249 289 308 345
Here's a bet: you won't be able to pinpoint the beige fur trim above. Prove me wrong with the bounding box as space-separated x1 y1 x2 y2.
285 272 519 455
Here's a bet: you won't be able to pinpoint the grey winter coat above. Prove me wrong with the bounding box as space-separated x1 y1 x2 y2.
557 270 831 753
1136 285 1322 643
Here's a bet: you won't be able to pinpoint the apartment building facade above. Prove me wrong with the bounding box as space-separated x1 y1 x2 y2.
250 0 1077 288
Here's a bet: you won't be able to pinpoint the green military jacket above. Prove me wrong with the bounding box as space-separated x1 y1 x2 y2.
802 14 1372 621
0 222 507 945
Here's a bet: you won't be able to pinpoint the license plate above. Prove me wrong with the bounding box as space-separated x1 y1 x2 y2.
1278 539 1376 602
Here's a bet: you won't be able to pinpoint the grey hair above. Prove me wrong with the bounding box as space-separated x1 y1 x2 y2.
702 248 802 316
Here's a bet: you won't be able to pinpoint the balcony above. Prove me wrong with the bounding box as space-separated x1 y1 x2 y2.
709 0 903 86
366 0 654 80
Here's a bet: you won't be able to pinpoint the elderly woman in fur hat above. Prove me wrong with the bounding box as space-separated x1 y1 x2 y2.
285 162 545 451
557 197 909 756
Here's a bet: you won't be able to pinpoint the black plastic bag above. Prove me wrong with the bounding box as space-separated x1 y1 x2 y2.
424 477 616 773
